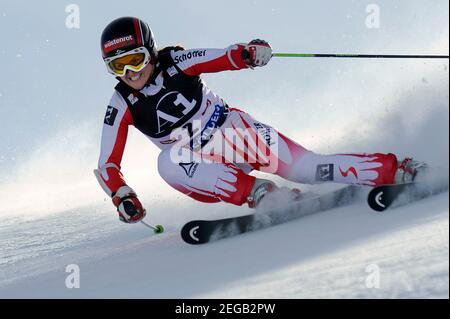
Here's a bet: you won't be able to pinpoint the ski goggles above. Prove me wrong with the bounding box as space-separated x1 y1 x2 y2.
104 46 151 77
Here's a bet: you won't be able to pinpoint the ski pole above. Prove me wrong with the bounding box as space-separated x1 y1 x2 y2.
141 220 165 234
273 53 449 59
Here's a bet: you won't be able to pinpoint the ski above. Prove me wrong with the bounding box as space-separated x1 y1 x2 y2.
181 185 361 245
367 182 448 212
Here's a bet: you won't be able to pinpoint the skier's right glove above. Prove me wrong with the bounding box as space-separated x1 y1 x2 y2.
112 185 146 224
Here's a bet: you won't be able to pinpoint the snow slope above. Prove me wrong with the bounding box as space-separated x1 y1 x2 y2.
0 189 448 298
0 1 448 299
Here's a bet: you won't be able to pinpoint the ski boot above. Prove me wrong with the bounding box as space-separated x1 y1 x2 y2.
395 157 428 184
247 178 301 208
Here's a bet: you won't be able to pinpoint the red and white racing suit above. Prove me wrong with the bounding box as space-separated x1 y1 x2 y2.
96 44 398 206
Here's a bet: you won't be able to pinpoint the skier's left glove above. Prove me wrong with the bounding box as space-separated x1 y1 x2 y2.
241 39 273 68
112 185 146 224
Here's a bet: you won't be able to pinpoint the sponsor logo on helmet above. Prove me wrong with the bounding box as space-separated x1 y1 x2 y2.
173 50 207 64
104 35 135 53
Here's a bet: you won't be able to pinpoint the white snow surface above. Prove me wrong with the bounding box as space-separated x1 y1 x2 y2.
0 190 448 298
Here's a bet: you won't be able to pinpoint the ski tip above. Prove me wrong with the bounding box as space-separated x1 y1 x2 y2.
367 186 395 212
181 221 205 245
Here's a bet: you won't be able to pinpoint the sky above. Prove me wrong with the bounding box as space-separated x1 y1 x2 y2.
0 0 448 214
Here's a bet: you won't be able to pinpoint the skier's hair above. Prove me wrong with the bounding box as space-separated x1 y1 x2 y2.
157 44 185 56
156 44 185 68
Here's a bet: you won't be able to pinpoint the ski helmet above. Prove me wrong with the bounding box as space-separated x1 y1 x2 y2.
100 17 157 76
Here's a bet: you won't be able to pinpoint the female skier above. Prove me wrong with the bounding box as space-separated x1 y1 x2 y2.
95 17 419 223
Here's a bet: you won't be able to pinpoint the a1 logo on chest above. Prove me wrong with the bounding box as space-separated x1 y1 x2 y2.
155 91 197 134
129 71 200 137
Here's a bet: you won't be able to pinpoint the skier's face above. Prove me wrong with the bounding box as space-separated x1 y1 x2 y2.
121 63 154 90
